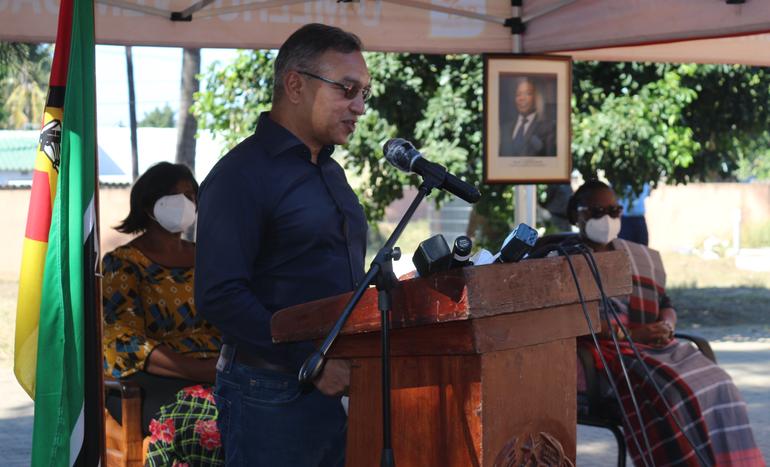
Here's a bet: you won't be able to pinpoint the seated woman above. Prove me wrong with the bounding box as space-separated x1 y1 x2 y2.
568 180 763 467
102 162 223 465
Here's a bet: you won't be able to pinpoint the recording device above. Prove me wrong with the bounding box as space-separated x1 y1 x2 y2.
450 236 473 268
383 138 482 204
412 234 452 277
497 223 539 263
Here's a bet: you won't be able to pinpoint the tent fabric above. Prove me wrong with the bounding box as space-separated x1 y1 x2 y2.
564 33 770 67
1 0 770 65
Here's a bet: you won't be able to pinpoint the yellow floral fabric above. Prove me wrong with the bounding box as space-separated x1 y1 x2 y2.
102 244 221 378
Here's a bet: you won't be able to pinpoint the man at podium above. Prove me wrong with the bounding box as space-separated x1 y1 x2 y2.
195 23 371 466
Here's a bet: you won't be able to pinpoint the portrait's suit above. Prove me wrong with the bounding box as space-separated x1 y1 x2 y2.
499 112 556 157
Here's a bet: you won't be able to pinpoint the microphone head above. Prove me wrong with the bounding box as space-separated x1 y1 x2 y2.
412 234 452 277
383 138 416 173
498 223 539 263
452 236 473 259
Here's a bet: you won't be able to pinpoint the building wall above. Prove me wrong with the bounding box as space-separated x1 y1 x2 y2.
0 187 133 280
646 183 770 252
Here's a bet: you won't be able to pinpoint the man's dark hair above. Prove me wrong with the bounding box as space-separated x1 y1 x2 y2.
515 76 536 90
273 23 363 102
566 179 611 225
115 162 198 234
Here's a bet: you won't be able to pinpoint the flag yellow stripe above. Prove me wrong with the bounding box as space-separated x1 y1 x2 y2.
14 238 48 397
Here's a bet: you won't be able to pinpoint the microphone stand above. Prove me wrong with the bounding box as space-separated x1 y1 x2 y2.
299 177 443 467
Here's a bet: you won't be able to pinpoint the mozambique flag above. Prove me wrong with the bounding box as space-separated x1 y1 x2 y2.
15 0 102 464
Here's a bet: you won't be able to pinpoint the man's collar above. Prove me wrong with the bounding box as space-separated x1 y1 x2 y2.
254 111 335 162
519 111 536 121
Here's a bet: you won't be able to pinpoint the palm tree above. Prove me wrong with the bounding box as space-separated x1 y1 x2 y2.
0 43 28 66
0 43 51 129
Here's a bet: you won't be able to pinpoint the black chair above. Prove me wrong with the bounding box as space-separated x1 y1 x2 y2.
577 332 717 467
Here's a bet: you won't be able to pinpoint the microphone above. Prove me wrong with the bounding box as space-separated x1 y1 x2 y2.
383 138 481 204
412 234 452 277
450 236 473 268
497 223 539 263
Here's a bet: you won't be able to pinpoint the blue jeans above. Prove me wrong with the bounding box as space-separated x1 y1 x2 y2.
214 351 347 466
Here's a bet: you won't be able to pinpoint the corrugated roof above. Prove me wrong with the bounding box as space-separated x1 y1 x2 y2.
0 131 37 171
0 129 129 180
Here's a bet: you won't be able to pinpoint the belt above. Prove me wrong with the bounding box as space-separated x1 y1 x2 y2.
221 344 296 375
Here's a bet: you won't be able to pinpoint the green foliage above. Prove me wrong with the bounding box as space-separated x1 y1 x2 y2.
735 151 770 181
572 65 700 196
192 50 276 150
571 62 770 194
138 103 175 127
0 43 52 129
194 52 770 247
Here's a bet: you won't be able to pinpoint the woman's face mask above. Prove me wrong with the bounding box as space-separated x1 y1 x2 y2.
152 193 197 233
584 214 621 245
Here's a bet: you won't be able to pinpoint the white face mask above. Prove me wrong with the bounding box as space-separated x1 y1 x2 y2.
152 193 197 233
584 215 621 245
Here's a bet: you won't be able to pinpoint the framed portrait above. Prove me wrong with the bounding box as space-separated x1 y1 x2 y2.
483 54 572 184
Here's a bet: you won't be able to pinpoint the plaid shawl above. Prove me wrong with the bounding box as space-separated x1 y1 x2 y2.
583 239 764 467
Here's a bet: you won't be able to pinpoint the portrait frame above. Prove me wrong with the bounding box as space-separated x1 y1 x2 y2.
483 54 572 184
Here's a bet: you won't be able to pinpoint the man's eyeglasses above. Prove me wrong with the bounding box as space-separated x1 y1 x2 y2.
577 205 623 219
297 70 371 102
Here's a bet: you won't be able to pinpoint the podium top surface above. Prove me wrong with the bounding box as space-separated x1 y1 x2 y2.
271 250 631 344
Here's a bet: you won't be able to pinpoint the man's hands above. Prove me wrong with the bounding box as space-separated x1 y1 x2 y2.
313 359 351 397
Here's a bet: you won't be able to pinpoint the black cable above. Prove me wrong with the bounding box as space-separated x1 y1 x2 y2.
577 246 708 464
570 246 656 466
555 245 652 467
576 244 711 467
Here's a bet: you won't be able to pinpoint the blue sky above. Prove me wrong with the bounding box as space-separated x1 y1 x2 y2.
95 45 238 128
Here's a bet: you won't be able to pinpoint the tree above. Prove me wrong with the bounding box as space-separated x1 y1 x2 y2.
571 63 701 196
126 46 139 181
176 47 200 171
194 51 770 247
138 103 176 127
0 43 51 129
571 62 770 194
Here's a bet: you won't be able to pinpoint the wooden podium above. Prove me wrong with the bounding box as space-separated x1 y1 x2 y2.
272 251 631 466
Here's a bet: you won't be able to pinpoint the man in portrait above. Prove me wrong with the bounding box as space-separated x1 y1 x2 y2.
499 77 556 157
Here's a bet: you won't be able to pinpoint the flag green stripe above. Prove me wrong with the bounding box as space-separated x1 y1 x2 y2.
30 0 95 464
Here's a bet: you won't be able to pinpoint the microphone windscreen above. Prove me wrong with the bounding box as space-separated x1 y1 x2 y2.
412 234 452 277
383 138 413 173
452 236 473 260
470 249 495 266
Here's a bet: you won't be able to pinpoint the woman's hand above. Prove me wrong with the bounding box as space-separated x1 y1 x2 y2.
628 321 675 348
145 345 218 383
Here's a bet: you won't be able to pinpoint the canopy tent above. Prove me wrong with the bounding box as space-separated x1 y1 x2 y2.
1 0 770 65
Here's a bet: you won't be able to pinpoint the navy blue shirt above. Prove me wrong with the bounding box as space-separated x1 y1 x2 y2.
195 112 367 370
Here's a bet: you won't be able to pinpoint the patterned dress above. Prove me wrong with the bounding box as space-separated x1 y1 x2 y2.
102 244 224 466
102 244 220 378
